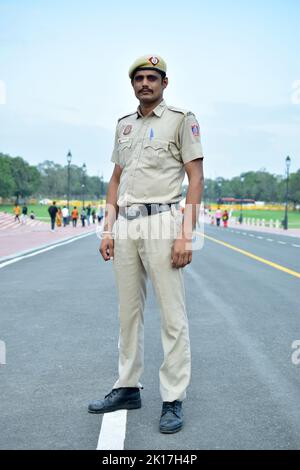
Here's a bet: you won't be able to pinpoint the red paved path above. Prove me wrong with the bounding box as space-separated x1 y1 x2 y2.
0 212 98 260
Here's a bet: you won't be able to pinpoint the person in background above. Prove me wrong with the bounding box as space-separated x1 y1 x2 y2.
215 207 222 227
21 204 28 224
62 206 69 227
14 204 21 222
222 209 229 228
71 206 79 227
86 204 92 226
91 208 96 224
97 205 104 224
30 211 35 220
80 207 86 227
48 201 58 232
56 207 62 227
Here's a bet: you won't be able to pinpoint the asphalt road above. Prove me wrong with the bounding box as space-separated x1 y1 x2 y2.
0 225 299 450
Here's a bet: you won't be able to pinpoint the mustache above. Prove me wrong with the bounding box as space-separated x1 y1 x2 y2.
139 88 153 93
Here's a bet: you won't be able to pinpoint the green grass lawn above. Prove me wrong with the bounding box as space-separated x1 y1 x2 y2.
232 210 300 228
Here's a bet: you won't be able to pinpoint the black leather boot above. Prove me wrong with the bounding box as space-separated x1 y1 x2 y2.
159 400 183 433
88 387 141 414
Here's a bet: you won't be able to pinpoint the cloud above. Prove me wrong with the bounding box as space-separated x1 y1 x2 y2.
201 102 300 178
0 108 115 179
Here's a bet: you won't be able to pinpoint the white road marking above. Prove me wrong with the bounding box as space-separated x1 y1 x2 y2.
210 225 300 250
0 232 94 269
96 410 127 450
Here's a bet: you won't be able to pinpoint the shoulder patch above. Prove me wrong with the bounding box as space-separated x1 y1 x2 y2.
117 111 137 123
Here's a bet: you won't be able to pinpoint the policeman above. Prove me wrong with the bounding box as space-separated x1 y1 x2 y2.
88 55 204 434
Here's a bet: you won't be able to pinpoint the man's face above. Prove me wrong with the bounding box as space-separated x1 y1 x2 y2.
132 69 168 104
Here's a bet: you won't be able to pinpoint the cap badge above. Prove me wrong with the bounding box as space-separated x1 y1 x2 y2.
149 56 159 66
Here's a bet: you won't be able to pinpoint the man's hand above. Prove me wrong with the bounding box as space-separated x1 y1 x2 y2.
99 234 114 261
171 236 192 269
99 164 121 262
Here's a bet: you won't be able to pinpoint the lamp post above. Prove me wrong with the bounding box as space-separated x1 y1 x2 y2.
204 184 208 207
283 156 291 230
82 163 87 209
239 175 245 224
100 172 104 202
67 151 72 213
216 178 222 204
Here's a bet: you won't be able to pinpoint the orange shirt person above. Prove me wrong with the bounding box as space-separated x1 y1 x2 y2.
14 204 21 222
71 206 79 227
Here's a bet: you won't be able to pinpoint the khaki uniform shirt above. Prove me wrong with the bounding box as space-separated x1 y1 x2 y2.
111 99 204 207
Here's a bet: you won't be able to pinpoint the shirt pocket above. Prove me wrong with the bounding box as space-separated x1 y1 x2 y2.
142 139 169 168
169 142 182 163
118 138 133 167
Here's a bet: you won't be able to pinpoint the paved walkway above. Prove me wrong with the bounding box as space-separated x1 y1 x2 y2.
0 212 98 261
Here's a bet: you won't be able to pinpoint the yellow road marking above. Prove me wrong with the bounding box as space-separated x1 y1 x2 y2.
198 232 300 279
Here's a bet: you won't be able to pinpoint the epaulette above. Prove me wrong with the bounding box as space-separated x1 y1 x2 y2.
117 111 137 123
168 105 193 116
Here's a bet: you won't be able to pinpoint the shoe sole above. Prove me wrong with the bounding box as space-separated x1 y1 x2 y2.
159 424 183 434
88 400 142 414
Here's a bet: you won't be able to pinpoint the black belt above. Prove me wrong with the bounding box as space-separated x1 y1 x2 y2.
119 203 177 220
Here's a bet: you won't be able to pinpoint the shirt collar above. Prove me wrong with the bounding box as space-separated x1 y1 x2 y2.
136 99 167 119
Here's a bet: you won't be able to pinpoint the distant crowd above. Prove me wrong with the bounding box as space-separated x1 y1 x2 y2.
12 202 232 231
13 202 104 231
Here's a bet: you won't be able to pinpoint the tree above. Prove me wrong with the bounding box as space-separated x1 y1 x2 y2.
0 154 16 197
37 160 67 197
289 171 300 209
0 153 40 201
10 156 40 201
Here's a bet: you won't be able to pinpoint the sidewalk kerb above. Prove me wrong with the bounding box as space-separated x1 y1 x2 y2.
0 231 95 265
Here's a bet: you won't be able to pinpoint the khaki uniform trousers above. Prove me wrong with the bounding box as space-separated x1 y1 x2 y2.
112 206 191 402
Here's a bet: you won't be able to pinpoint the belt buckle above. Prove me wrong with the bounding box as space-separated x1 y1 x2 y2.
126 206 140 220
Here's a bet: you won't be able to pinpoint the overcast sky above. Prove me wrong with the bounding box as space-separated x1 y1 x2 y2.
0 0 299 180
